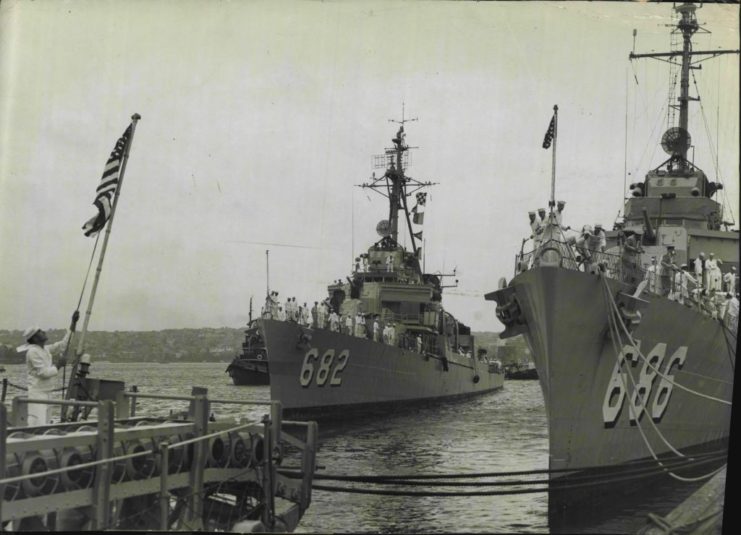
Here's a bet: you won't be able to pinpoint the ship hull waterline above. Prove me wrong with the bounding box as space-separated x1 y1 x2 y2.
259 319 504 420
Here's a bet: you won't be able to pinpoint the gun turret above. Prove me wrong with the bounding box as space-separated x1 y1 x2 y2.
641 208 656 244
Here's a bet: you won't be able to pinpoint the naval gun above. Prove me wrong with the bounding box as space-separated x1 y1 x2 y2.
641 208 656 245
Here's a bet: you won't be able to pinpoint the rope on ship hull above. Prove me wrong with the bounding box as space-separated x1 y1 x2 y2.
601 275 729 483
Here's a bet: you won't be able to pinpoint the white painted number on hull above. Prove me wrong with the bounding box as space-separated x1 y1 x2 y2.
602 341 688 425
300 348 350 387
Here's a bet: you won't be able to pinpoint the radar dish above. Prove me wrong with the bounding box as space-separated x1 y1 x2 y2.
661 127 691 155
376 220 391 237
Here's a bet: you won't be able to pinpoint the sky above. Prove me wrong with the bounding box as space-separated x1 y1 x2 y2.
0 0 738 333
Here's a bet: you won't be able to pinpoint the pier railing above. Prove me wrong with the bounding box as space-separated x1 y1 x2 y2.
0 391 317 531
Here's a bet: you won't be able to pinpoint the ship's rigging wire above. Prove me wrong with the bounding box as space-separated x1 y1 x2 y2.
692 66 736 226
601 277 728 483
629 60 670 177
624 66 629 200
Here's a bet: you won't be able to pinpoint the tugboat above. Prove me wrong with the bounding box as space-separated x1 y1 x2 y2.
258 115 504 420
226 322 269 386
486 2 737 516
503 360 538 381
227 300 270 386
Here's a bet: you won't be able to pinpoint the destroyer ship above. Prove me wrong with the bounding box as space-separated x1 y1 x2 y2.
486 2 738 514
259 118 504 420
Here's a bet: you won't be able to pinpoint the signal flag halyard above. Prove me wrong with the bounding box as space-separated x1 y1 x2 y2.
82 124 133 236
542 116 555 149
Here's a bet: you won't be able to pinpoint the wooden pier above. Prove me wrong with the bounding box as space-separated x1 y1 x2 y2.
637 466 726 535
0 385 317 532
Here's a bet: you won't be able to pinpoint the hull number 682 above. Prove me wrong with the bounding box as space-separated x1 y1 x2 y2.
300 348 350 387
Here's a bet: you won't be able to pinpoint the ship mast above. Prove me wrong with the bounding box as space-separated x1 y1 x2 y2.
386 110 416 244
358 106 437 258
629 2 738 171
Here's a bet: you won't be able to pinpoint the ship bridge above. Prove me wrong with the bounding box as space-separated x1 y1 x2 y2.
621 163 736 269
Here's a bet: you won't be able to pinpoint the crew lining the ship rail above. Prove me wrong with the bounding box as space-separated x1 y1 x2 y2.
514 205 739 328
260 286 446 352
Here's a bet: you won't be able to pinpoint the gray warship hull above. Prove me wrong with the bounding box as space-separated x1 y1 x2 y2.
488 267 733 478
259 319 504 420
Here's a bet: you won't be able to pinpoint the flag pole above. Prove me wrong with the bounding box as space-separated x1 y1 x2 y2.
68 114 141 387
550 104 558 210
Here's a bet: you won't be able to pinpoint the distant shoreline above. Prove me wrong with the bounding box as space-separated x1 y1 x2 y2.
0 328 512 366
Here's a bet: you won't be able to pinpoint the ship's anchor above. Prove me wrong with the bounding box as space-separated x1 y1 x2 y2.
496 294 524 327
607 291 647 338
296 329 312 350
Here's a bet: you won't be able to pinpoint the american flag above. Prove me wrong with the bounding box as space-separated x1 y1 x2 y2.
82 124 132 237
542 116 555 149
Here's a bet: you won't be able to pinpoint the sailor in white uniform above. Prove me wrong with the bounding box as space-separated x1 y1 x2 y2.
329 310 340 332
694 252 706 289
16 311 78 426
355 312 366 337
706 253 722 292
723 267 737 294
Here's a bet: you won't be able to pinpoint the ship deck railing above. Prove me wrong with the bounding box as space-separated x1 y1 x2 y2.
0 388 317 531
515 237 738 324
515 238 679 298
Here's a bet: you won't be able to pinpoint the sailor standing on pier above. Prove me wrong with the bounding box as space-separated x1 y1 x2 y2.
17 311 79 425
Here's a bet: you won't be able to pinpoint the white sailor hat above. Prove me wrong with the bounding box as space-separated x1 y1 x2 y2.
23 326 41 341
